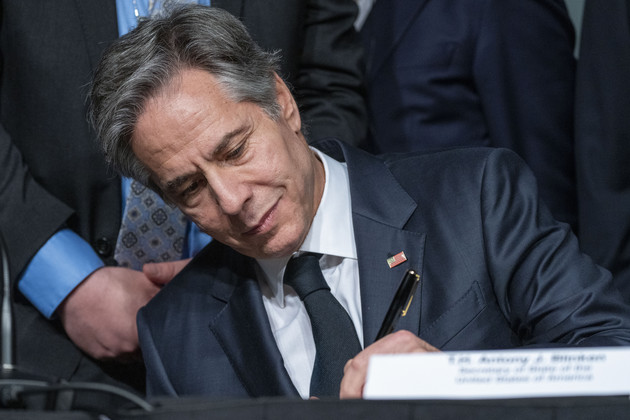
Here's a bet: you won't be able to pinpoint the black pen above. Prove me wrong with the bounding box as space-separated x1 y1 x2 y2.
375 269 421 340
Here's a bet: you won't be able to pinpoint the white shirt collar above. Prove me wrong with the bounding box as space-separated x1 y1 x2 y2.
256 147 357 305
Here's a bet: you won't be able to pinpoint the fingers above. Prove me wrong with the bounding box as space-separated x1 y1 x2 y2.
143 258 192 285
340 354 369 399
57 267 152 360
339 330 439 399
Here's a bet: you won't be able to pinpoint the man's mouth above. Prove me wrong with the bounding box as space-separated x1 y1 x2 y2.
243 201 278 236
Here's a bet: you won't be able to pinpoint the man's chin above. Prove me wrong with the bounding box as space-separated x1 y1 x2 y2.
236 238 302 260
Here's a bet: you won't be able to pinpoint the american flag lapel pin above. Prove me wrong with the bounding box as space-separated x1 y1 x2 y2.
387 251 407 268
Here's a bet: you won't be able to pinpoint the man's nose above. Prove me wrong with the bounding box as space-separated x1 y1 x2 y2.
208 173 249 216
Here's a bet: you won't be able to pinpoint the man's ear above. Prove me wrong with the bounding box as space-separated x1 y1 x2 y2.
274 73 301 134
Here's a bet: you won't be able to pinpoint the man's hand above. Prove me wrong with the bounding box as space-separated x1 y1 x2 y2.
339 330 438 399
143 258 191 285
57 260 189 360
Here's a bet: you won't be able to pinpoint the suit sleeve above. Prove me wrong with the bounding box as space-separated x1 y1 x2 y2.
473 0 578 230
480 149 630 346
0 124 73 284
0 2 121 292
294 0 368 147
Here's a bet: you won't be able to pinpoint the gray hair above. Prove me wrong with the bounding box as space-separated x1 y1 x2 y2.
88 4 281 188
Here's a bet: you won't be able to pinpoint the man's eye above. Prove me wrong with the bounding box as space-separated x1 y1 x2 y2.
226 143 245 160
182 179 205 197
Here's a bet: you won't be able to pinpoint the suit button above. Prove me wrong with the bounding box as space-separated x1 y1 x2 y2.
94 237 113 257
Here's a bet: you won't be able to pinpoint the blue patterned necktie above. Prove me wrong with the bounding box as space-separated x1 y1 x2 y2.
114 180 187 270
283 253 363 397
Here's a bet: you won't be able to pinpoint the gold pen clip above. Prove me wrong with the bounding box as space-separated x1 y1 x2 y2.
401 272 420 317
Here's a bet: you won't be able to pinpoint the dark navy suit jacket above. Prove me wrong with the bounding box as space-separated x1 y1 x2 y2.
361 0 578 230
138 140 630 398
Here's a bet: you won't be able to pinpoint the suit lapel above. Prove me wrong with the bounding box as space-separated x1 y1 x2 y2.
208 261 298 397
355 217 426 346
73 0 118 71
321 140 427 346
363 0 430 79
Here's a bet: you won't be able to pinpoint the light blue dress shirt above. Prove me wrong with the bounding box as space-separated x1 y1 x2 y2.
19 0 211 318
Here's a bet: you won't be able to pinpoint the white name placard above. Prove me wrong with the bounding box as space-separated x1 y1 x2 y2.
363 347 630 399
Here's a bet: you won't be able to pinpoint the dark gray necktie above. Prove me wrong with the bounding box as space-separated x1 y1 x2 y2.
114 180 187 270
283 253 363 397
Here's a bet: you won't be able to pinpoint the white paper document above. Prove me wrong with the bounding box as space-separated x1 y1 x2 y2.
363 347 630 399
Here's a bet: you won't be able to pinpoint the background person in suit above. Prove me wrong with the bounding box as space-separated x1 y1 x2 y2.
89 5 630 399
360 0 578 231
575 0 630 302
0 0 366 391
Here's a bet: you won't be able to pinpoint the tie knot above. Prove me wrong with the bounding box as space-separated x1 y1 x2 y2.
283 253 329 300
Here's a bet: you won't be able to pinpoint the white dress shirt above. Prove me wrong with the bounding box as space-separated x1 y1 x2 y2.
256 148 362 398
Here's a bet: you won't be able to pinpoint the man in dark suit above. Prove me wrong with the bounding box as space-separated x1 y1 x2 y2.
0 0 365 391
360 0 578 231
89 5 630 399
575 0 630 303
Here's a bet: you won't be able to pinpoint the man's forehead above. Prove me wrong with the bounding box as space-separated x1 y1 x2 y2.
136 71 240 140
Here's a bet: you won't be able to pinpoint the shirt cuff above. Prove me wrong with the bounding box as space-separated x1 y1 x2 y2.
18 229 104 318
